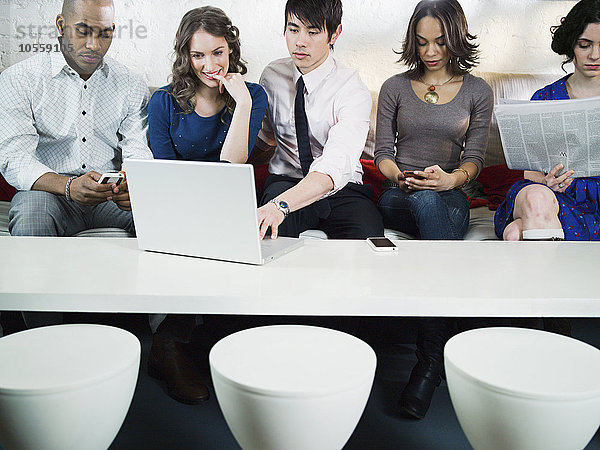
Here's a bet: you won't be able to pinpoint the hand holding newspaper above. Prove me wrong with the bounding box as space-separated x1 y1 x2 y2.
494 96 600 177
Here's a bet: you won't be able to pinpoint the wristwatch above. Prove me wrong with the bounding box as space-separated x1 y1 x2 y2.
269 198 290 218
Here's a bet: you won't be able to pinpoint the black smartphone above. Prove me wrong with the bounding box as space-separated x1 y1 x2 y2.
367 237 397 252
403 170 427 180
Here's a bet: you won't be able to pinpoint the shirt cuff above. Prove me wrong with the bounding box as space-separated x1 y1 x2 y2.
309 155 354 196
124 147 154 161
20 164 57 191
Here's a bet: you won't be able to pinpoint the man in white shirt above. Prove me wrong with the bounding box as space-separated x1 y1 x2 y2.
0 0 152 236
256 0 383 239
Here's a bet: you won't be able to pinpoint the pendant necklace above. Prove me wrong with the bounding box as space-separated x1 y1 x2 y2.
419 75 454 104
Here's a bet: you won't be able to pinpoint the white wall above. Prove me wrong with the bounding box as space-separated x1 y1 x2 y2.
1 0 576 91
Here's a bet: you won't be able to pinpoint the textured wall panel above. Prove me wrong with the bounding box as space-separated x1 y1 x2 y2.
1 0 573 90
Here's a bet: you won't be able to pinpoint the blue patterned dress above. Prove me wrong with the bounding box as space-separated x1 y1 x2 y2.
494 75 600 240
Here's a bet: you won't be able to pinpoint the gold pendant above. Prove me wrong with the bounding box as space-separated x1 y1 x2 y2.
424 91 439 104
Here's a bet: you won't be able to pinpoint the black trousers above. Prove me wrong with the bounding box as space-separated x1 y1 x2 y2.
260 174 384 239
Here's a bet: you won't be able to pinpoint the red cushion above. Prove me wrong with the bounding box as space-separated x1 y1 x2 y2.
253 163 270 196
474 164 523 210
360 160 524 210
0 174 16 202
360 159 386 201
253 160 524 210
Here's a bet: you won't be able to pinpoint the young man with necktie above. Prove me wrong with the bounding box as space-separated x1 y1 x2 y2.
256 0 384 240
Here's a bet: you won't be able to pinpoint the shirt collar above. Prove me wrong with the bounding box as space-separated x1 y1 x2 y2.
50 51 71 78
293 52 335 95
50 50 110 79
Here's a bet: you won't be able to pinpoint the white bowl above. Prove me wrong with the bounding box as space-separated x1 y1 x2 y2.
445 327 600 450
0 324 140 450
210 325 376 450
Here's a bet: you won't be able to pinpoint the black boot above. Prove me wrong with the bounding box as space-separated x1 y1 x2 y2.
399 318 452 419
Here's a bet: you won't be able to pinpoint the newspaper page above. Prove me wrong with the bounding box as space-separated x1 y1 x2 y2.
494 97 600 177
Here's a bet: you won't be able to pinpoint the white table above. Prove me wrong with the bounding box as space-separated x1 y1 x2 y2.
0 236 599 317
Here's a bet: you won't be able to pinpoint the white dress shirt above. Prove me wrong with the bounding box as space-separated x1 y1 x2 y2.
259 54 372 194
0 51 152 191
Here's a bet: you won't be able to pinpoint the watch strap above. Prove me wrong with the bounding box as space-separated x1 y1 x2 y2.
269 198 290 217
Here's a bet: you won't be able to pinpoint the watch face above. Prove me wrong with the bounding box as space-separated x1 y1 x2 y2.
278 201 289 209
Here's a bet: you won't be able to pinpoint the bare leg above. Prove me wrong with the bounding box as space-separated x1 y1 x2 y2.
503 218 523 241
507 184 569 332
505 185 561 241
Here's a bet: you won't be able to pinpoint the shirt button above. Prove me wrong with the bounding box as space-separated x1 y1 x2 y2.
82 111 86 115
82 164 86 169
82 137 86 143
84 84 87 89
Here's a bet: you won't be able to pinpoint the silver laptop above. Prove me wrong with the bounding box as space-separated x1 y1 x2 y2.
123 159 302 265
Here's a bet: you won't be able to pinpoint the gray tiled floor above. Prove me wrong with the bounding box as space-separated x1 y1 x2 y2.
108 318 600 450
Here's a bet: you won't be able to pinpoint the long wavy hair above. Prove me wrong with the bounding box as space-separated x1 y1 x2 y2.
551 0 600 72
170 6 247 116
398 0 479 79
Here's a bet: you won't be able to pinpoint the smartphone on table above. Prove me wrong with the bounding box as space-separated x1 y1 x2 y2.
367 237 397 252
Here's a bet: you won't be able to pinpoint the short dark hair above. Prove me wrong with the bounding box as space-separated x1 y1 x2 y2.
398 0 479 78
551 0 600 70
284 0 342 44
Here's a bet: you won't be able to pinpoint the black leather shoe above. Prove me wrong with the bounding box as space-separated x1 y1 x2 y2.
399 318 451 419
399 368 441 419
148 334 209 404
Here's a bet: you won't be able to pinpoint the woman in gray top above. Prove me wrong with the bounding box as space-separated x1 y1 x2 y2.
374 0 493 419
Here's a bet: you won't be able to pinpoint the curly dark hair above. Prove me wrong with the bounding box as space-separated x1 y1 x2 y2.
170 6 247 116
551 0 600 71
397 0 479 78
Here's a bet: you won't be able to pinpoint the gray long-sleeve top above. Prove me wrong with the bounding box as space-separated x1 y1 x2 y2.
374 72 493 175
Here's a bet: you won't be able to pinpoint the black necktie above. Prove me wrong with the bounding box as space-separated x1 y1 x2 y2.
295 77 313 176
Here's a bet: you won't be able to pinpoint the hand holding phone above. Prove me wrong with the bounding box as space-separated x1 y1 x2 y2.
98 172 124 186
367 237 397 252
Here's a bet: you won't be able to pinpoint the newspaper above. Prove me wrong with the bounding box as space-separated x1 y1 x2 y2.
494 96 600 177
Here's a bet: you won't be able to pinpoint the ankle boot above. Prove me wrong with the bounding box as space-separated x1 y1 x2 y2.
399 318 452 419
148 334 209 404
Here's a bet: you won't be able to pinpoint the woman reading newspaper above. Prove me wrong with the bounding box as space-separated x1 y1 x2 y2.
495 0 600 242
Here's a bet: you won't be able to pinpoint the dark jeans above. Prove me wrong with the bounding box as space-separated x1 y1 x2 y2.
378 188 469 240
260 174 384 239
